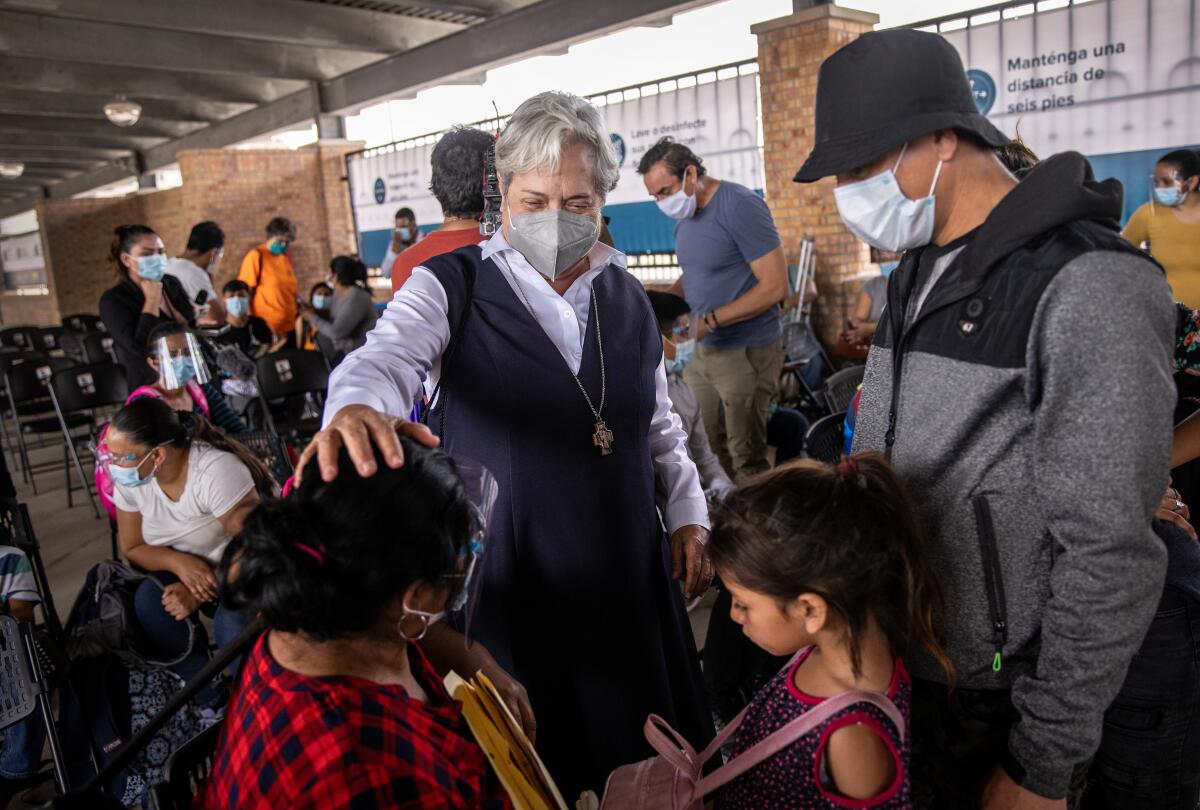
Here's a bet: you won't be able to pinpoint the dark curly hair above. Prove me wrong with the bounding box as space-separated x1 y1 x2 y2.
221 439 474 642
636 136 706 179
429 126 494 219
709 453 953 681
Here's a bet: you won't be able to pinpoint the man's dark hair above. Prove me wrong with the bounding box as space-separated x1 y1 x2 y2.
994 137 1040 176
395 207 416 221
223 279 250 295
265 217 296 239
1159 148 1200 182
186 220 224 253
636 137 706 179
429 126 493 218
646 290 690 334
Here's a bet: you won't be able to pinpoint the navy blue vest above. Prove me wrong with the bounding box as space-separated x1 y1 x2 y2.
424 246 711 796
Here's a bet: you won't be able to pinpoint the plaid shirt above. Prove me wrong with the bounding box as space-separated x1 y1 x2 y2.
196 634 510 809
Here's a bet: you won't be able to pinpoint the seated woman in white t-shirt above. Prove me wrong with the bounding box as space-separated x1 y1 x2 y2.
106 397 274 699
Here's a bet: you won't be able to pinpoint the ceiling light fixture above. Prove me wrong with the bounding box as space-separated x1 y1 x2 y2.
104 96 142 127
0 162 24 179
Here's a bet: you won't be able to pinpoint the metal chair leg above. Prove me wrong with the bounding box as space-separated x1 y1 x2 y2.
50 388 99 518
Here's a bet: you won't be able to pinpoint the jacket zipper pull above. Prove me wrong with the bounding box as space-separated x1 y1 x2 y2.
992 620 1006 672
884 408 898 448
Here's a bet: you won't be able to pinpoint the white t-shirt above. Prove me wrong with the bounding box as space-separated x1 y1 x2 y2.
112 442 254 564
164 257 218 315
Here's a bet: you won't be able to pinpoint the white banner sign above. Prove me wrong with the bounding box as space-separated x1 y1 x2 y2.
348 72 763 234
0 232 43 273
946 0 1200 156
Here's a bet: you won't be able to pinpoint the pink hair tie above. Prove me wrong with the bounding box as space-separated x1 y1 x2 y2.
294 541 326 566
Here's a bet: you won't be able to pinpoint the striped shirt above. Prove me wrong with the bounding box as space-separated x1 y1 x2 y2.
0 545 39 612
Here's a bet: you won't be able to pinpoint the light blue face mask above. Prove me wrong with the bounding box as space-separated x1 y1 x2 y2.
225 296 249 317
397 226 413 242
666 338 695 376
834 143 943 253
312 294 330 310
169 356 197 387
880 261 900 278
109 447 160 489
136 254 167 282
1155 186 1188 207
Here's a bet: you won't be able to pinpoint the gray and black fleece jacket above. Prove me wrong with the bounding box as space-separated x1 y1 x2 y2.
853 152 1175 798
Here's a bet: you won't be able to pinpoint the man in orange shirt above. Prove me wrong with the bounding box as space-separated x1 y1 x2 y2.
238 217 299 347
390 127 492 294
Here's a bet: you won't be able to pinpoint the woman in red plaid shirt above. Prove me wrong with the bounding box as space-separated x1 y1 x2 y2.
196 438 510 809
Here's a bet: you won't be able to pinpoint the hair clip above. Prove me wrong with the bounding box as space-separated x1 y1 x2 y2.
837 457 867 488
294 541 327 567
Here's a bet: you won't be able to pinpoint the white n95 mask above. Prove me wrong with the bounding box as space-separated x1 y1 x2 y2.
834 143 942 253
508 210 599 281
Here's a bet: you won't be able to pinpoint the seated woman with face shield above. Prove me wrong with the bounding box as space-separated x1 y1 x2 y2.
195 440 510 809
104 398 275 706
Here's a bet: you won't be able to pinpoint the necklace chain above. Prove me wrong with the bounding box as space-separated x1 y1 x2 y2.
507 269 606 421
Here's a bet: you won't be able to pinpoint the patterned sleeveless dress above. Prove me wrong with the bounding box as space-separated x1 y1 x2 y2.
718 646 912 809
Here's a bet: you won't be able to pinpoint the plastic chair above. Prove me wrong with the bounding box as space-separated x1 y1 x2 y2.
38 326 70 356
149 724 222 810
5 356 86 497
233 429 294 488
0 326 45 353
0 615 69 795
255 349 329 439
81 333 118 366
820 365 865 415
0 497 64 642
61 314 105 335
48 364 129 518
804 411 846 464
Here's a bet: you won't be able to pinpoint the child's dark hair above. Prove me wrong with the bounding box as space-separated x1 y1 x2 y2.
709 452 953 681
329 255 369 291
109 397 275 498
223 279 250 296
144 321 188 359
222 439 472 641
110 224 157 279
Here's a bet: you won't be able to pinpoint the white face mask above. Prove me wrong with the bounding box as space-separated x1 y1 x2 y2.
507 206 599 281
657 169 698 221
833 143 943 252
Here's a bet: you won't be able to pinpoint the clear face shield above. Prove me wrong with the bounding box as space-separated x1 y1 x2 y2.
155 332 211 390
446 457 498 641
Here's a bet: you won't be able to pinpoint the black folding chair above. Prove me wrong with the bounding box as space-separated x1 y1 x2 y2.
0 326 45 354
255 349 329 440
81 332 118 366
819 365 865 415
804 411 846 464
61 314 104 335
48 363 129 519
0 351 44 477
38 326 69 356
150 724 222 810
0 497 64 642
5 356 85 497
233 429 294 488
0 615 69 795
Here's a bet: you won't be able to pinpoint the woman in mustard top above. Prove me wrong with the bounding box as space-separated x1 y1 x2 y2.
1124 148 1200 306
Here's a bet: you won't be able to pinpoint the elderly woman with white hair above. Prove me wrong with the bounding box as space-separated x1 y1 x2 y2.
298 91 713 795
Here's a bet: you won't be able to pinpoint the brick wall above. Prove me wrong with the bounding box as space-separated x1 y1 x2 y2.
0 292 60 326
754 5 879 349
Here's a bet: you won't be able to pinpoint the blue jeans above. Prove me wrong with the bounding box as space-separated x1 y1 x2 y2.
0 713 44 781
1084 585 1200 809
133 572 247 699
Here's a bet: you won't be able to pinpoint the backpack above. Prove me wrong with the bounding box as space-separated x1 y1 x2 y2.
599 687 905 810
59 561 203 807
94 383 212 521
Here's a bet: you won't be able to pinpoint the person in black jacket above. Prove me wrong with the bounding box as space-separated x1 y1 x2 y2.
99 224 195 388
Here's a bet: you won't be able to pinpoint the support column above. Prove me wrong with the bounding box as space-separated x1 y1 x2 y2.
316 114 346 141
753 4 879 350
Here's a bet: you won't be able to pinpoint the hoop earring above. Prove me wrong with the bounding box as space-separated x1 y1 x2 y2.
398 613 431 642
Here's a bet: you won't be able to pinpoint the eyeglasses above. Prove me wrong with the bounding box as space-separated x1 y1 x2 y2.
97 444 161 471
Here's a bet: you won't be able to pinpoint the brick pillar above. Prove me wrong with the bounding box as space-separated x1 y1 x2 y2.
754 4 879 350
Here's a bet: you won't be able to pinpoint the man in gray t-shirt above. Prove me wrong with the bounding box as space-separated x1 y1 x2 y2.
639 138 788 478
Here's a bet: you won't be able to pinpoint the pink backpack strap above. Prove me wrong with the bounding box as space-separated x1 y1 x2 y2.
693 689 905 799
185 380 210 417
127 385 164 404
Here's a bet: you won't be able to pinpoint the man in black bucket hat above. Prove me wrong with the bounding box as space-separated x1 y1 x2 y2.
797 28 1175 810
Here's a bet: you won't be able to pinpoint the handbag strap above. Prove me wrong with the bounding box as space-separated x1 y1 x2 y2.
693 689 905 798
642 714 700 775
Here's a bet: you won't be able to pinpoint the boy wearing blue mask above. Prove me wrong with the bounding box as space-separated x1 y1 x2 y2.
380 207 421 280
795 28 1174 810
218 279 273 359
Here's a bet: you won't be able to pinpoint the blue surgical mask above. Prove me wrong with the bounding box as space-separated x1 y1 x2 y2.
834 143 943 252
169 356 196 387
880 261 900 278
312 294 330 310
137 254 167 281
397 226 413 242
1155 186 1187 207
109 447 160 489
667 339 695 376
225 296 249 317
